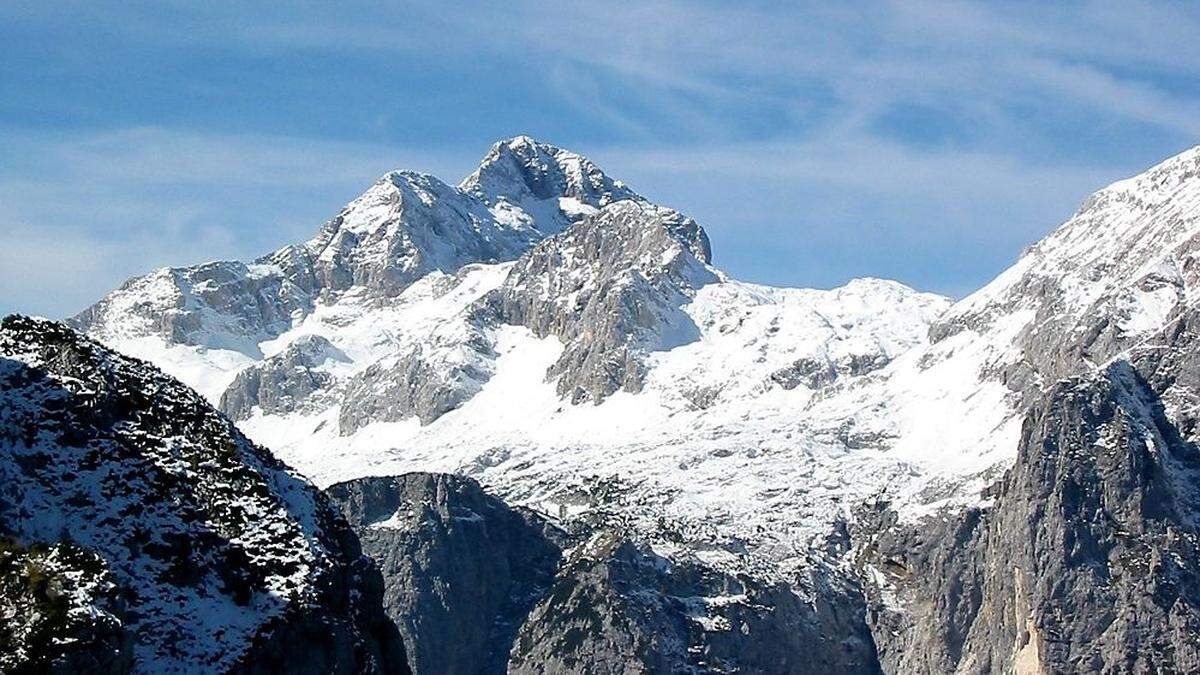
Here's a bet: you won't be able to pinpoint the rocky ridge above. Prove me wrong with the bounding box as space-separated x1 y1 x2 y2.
0 315 407 674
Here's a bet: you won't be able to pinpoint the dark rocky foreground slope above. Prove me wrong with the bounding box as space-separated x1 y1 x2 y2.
326 473 880 675
0 316 407 674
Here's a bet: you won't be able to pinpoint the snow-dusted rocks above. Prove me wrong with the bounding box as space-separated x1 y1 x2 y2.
932 145 1200 389
461 135 639 235
71 259 313 353
485 200 716 403
0 316 406 674
305 170 530 299
336 313 495 431
220 334 348 420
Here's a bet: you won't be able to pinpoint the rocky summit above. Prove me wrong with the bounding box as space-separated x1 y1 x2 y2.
3 138 1194 672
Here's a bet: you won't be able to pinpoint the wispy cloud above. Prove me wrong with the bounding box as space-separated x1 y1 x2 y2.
0 128 466 318
2 1 1198 317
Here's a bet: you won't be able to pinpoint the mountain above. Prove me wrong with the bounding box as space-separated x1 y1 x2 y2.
69 139 1200 672
0 316 407 674
72 137 950 579
70 137 640 401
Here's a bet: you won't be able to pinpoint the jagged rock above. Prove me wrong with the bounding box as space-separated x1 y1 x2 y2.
508 531 881 675
0 316 408 674
324 473 564 675
337 316 495 432
70 259 316 353
770 353 891 390
305 171 538 301
461 135 639 234
486 201 715 403
220 334 347 420
860 345 1200 672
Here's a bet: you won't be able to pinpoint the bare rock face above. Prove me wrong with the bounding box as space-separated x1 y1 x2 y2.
769 352 891 391
486 201 716 403
461 135 639 234
326 473 882 675
860 319 1200 673
508 532 881 675
0 316 408 674
325 473 564 675
337 316 496 433
220 334 347 420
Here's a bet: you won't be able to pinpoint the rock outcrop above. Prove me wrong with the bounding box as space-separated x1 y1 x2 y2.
325 473 563 675
0 316 408 674
486 201 715 403
220 334 347 420
509 532 881 675
861 311 1200 673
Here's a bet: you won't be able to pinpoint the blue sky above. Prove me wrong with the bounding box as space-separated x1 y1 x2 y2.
3 1 1199 317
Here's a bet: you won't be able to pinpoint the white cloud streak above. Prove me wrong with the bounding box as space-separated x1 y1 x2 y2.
0 128 467 318
2 1 1198 316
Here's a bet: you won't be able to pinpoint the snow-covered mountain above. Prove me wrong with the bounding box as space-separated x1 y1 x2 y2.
73 140 1200 584
72 137 952 577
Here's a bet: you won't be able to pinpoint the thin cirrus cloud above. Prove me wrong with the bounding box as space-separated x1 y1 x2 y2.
1 1 1198 318
0 129 463 318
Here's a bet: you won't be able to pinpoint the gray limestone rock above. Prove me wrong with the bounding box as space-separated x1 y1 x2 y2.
770 353 891 391
220 334 347 420
859 344 1200 673
337 318 495 432
485 200 715 404
325 473 564 675
508 531 881 675
461 135 639 234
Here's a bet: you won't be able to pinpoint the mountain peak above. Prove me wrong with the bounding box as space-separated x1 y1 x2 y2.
460 135 639 219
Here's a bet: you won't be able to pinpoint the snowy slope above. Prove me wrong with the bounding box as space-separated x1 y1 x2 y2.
827 144 1200 517
72 139 1200 583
